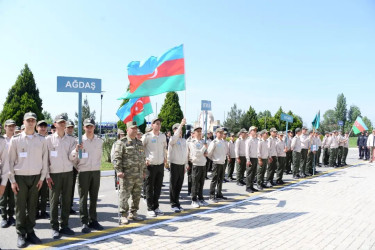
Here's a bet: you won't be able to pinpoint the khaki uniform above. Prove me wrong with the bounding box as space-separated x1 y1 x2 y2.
8 132 48 236
257 138 269 186
275 138 286 181
266 136 278 182
329 135 339 167
207 138 226 198
113 135 145 215
300 134 310 175
291 135 302 176
188 138 207 202
0 135 13 222
227 140 236 178
245 137 258 189
71 134 103 225
235 137 247 184
342 136 349 164
46 133 77 231
284 135 293 173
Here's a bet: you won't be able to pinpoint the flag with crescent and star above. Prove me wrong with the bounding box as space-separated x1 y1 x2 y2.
116 96 153 126
118 44 185 100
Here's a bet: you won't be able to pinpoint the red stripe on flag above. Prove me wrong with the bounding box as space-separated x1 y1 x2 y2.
354 121 366 132
128 58 185 93
123 97 151 123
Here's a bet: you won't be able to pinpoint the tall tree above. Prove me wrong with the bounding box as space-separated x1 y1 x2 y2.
362 116 373 132
347 105 361 124
258 110 272 119
334 93 347 132
319 109 337 133
158 92 184 132
240 105 259 130
224 103 243 133
0 64 44 125
75 96 98 134
42 111 53 124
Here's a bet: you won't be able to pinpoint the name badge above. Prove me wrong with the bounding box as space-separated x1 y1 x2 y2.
151 139 157 143
196 143 201 148
50 151 58 157
19 152 28 158
82 152 89 158
177 141 181 145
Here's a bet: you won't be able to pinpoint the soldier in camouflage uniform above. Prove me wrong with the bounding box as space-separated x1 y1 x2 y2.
113 121 146 225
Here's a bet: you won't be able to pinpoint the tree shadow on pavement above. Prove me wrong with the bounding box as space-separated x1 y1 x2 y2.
216 212 307 229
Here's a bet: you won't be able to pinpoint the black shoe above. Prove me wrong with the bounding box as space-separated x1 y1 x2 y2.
8 216 16 226
276 180 284 185
229 177 236 181
296 174 300 178
40 211 50 219
223 178 229 183
256 184 263 190
236 182 244 186
305 173 312 177
1 218 8 228
88 221 104 231
81 224 91 233
162 184 166 187
251 186 259 192
240 180 246 185
17 235 27 248
270 180 276 186
52 229 60 239
293 175 299 179
26 232 42 244
300 174 306 178
216 195 227 200
69 208 77 215
60 227 75 235
205 177 210 180
246 188 254 193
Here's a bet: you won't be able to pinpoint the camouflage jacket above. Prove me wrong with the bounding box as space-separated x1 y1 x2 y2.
113 135 146 178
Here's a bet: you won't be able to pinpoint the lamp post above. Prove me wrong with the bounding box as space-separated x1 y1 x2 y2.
99 91 105 136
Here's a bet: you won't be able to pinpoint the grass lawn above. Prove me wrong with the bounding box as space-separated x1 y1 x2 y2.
101 155 113 171
349 137 358 148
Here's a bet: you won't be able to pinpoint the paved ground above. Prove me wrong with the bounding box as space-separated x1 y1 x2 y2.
0 148 372 249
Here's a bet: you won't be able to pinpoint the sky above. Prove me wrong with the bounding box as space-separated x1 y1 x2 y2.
0 0 374 128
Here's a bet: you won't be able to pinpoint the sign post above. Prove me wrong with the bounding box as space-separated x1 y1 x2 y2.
201 100 211 143
280 113 294 146
57 76 102 158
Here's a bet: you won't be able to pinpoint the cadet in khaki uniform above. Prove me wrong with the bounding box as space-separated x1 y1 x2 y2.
1 119 15 228
245 126 258 193
186 131 194 196
167 119 188 212
322 132 331 166
342 132 349 165
235 129 247 186
113 121 146 224
337 131 345 166
275 132 287 184
306 131 317 175
329 131 339 167
207 127 227 203
227 133 236 181
65 120 78 215
284 130 293 175
141 118 167 217
71 118 103 233
291 128 302 179
300 127 311 177
266 128 278 187
9 112 48 248
46 114 77 239
257 130 270 190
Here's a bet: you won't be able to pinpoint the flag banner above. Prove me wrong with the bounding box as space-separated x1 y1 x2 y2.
352 116 368 134
312 111 320 129
116 96 153 126
118 44 185 99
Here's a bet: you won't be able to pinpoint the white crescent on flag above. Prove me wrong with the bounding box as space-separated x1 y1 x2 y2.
148 68 158 79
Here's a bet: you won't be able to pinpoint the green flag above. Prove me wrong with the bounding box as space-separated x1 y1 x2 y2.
312 111 320 129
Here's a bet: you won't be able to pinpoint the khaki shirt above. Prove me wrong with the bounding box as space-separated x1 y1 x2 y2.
338 135 346 147
142 131 167 165
276 139 286 157
245 137 258 161
330 135 339 148
207 138 226 164
268 136 277 157
188 138 207 166
228 140 236 158
167 127 188 165
8 132 48 183
343 136 349 148
3 134 12 148
0 137 9 185
315 136 322 147
258 138 270 159
291 136 302 153
186 136 194 161
46 133 77 177
300 134 310 149
235 137 247 158
71 134 103 172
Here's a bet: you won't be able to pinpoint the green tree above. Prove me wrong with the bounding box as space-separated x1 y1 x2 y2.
239 105 259 130
319 109 337 133
42 110 53 124
362 116 373 132
0 64 44 125
258 116 277 130
75 96 98 134
158 92 184 132
116 99 147 134
224 103 243 133
348 105 361 124
335 93 347 132
258 110 272 119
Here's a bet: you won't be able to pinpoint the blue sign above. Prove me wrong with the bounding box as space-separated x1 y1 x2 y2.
338 120 344 126
201 100 211 111
281 113 293 123
57 76 102 93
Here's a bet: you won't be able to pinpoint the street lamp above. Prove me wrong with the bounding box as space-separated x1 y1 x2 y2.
99 91 106 137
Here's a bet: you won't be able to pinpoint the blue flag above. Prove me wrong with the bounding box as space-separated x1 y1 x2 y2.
312 111 320 129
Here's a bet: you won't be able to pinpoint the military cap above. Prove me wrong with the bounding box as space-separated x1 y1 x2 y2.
21 125 25 130
278 131 284 135
215 127 224 133
172 123 180 130
66 120 75 128
248 126 257 132
345 131 349 134
260 129 268 135
295 128 301 133
83 118 95 126
302 126 308 130
4 119 16 126
126 120 137 129
24 111 37 120
229 133 234 137
239 128 247 133
224 131 228 135
332 130 337 133
325 131 329 134
117 129 125 135
151 117 163 124
37 120 48 126
270 128 277 132
54 114 67 123
287 130 292 133
193 126 202 131
15 126 21 131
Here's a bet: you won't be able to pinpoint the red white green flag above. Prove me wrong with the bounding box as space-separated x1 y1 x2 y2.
352 117 368 134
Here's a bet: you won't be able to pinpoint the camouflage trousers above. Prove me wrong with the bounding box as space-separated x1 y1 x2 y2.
119 176 143 214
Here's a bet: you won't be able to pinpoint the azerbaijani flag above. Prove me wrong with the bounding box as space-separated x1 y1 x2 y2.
352 116 368 134
116 96 153 126
118 45 185 100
